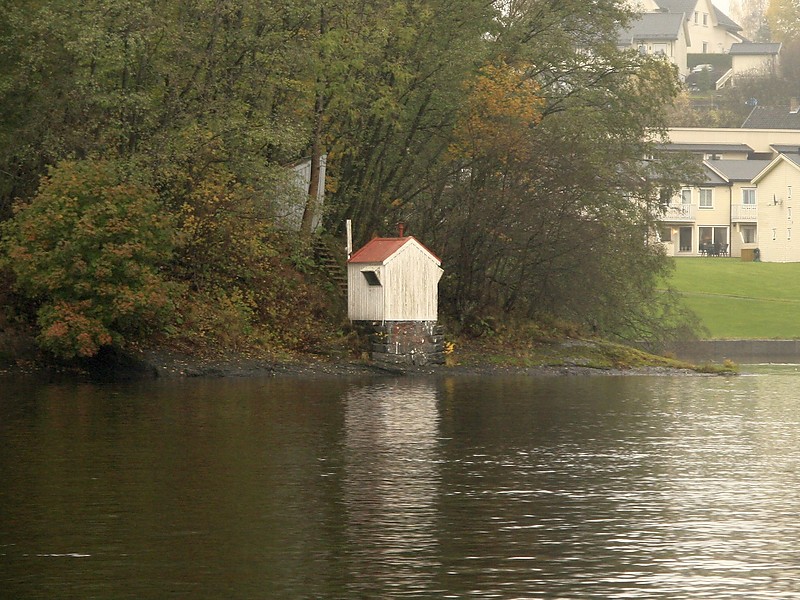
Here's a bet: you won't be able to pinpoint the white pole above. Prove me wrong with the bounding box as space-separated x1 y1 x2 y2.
346 219 352 259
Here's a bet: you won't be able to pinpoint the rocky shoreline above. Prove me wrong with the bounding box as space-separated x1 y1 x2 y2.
0 328 716 381
0 346 706 381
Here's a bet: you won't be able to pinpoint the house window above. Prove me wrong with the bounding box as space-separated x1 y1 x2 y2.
773 228 777 240
742 188 756 205
694 11 699 24
681 188 692 204
660 226 673 242
699 226 728 249
789 228 792 240
699 188 713 208
702 42 709 53
361 269 381 286
703 13 708 26
741 225 756 244
789 185 793 199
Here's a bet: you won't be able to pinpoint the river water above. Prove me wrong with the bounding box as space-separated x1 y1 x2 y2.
3 366 800 599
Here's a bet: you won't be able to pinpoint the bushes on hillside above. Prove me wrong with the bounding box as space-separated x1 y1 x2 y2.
0 159 179 359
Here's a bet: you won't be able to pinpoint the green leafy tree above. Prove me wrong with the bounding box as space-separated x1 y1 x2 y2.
410 0 695 342
1 159 178 358
319 0 497 241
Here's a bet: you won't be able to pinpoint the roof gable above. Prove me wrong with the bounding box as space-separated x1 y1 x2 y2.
348 236 441 266
752 154 800 184
654 0 741 32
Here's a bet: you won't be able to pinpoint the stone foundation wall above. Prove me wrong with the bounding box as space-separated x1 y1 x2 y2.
364 321 445 366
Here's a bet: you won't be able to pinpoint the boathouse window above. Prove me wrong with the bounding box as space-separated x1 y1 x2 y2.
361 269 382 286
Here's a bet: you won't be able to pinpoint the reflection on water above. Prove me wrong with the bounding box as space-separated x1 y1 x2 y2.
343 380 442 596
3 371 800 598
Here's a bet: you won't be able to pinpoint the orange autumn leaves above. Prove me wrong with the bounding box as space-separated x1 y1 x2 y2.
450 62 545 165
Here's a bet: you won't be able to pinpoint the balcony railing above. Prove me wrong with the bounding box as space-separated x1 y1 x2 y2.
660 204 696 222
731 204 757 222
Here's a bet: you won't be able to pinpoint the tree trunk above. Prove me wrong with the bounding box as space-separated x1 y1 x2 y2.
300 7 327 238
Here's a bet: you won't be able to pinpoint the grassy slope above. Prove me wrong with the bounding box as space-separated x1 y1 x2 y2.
666 258 800 339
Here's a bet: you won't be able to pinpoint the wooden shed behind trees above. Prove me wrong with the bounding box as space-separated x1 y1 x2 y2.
347 227 445 365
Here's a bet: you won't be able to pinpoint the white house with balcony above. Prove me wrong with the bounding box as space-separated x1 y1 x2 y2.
657 146 800 260
659 159 766 257
749 154 800 262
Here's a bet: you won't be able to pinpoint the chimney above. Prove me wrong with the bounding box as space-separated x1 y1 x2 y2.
397 221 406 237
791 97 800 114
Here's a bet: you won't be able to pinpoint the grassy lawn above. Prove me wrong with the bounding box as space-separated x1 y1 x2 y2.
665 257 800 339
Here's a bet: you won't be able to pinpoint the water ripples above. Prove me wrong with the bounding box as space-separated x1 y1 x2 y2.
5 372 800 598
337 375 800 598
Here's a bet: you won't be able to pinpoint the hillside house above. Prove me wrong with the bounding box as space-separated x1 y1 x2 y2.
274 155 327 231
620 0 779 87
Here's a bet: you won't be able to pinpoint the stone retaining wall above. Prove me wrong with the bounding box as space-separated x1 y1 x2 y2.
662 340 800 363
362 321 445 366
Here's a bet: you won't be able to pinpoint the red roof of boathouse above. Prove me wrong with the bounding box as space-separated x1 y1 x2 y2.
348 236 441 265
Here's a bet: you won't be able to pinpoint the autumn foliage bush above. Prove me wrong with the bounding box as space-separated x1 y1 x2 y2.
1 159 179 359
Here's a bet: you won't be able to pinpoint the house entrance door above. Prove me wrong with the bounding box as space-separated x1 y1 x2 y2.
679 227 692 252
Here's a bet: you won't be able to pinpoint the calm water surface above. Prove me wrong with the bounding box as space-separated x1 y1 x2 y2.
2 367 800 598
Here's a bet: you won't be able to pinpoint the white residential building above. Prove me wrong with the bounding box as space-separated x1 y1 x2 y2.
619 0 779 86
657 120 800 261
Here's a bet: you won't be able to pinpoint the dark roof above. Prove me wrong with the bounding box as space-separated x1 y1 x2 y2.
705 159 772 181
618 12 685 43
712 7 743 32
656 0 696 14
729 42 782 55
741 106 800 130
701 165 728 185
660 143 753 154
771 144 800 154
655 0 742 32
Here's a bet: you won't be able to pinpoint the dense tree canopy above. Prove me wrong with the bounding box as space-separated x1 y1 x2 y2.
0 0 696 357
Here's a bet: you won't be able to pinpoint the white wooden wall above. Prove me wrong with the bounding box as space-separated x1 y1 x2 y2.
348 243 443 321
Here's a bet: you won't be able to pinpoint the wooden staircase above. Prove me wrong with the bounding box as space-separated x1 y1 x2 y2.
314 238 347 295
